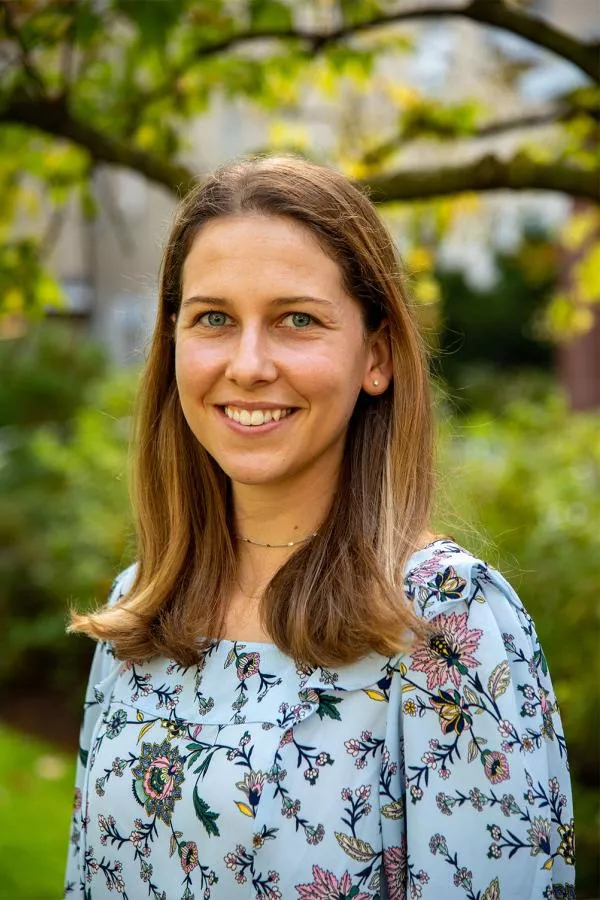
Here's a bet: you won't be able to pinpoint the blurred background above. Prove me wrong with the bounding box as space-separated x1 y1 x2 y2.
0 0 598 897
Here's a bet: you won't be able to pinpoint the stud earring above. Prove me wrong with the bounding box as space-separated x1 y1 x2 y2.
373 379 380 387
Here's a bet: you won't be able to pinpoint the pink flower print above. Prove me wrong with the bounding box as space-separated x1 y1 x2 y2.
483 750 510 784
180 841 199 873
383 842 408 900
131 739 185 825
143 755 177 800
407 551 449 586
236 652 260 681
296 865 371 899
410 612 482 689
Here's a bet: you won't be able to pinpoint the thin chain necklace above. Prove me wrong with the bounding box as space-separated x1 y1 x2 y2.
236 530 319 549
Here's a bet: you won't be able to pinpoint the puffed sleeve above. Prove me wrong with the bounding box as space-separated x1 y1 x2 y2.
64 565 137 898
379 544 575 900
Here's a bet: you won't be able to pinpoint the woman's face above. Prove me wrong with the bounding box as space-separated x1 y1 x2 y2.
175 214 389 490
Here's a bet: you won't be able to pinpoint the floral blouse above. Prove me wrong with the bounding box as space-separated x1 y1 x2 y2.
64 540 574 899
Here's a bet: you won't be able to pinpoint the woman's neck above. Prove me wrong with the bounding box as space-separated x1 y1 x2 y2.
230 466 336 598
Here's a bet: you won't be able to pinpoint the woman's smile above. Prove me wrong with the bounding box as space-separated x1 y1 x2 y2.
217 404 299 433
175 213 385 489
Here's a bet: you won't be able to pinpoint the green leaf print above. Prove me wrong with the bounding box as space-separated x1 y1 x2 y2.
193 785 220 837
315 693 343 721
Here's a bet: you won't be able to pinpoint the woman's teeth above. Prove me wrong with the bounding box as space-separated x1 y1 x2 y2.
224 407 292 426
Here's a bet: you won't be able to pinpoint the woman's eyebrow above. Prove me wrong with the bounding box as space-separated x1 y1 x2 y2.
181 294 336 309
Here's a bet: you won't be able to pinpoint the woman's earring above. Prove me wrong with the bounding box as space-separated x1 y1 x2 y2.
373 379 380 387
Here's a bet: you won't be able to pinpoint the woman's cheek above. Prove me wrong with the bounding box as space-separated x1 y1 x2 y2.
176 338 222 387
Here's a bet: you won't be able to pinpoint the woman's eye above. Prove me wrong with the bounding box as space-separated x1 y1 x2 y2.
198 311 230 327
193 310 315 329
282 312 314 329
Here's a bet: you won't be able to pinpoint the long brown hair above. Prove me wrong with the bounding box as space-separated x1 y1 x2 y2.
70 155 434 666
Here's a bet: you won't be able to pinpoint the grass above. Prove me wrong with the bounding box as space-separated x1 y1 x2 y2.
0 724 75 899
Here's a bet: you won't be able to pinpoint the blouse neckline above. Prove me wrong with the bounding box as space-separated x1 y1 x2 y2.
201 537 451 651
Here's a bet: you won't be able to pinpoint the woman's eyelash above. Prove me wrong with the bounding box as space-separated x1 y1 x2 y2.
192 311 319 328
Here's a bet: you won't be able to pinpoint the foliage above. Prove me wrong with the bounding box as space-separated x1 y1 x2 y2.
435 392 600 893
0 724 75 898
0 322 105 427
435 227 556 410
0 326 135 696
0 0 598 328
545 206 600 340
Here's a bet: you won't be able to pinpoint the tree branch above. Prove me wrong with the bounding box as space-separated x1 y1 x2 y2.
0 96 193 195
2 97 597 203
362 103 599 166
0 0 46 94
191 0 599 83
361 153 599 204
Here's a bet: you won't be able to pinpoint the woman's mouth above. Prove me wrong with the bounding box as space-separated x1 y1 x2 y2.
218 405 298 431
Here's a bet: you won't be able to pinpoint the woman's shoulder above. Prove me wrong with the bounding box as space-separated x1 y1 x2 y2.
106 562 138 607
404 537 523 622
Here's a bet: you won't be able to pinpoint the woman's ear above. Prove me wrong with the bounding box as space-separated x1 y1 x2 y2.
362 320 393 395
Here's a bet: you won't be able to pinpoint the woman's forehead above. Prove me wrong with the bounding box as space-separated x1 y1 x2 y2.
182 214 346 297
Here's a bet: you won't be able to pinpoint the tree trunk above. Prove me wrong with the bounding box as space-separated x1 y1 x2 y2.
556 200 600 411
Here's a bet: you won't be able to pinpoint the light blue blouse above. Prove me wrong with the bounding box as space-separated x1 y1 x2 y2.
64 540 574 899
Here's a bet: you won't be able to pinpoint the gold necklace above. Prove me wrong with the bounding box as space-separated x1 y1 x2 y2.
235 530 319 549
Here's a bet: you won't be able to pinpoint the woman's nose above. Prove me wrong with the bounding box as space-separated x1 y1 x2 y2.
224 326 278 387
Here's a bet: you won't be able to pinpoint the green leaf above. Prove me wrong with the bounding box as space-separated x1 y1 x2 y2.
315 693 342 721
114 0 187 45
193 785 220 837
249 0 293 30
132 777 147 807
74 3 105 46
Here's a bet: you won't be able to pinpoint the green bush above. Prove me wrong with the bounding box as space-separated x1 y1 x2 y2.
0 327 136 702
0 322 106 428
435 392 600 893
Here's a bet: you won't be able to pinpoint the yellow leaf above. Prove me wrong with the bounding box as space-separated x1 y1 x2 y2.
3 288 24 314
267 121 309 151
381 800 405 820
137 721 156 744
414 276 441 306
136 710 144 722
386 84 420 108
334 831 376 862
406 246 434 272
574 245 600 304
562 209 599 251
543 857 554 870
364 689 386 701
399 662 407 677
136 123 159 151
481 877 500 900
235 802 254 818
402 684 416 693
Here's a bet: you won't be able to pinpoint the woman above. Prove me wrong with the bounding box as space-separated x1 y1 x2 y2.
65 156 574 899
